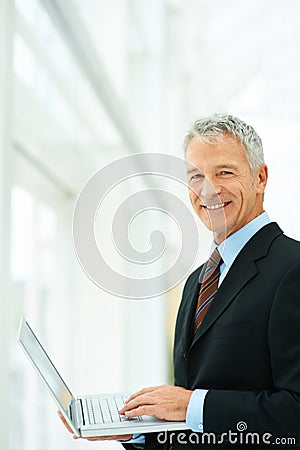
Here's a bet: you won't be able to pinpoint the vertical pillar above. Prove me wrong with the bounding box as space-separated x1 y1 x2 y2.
0 0 14 448
123 0 168 390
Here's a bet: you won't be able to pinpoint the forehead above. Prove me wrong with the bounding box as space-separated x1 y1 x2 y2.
185 135 249 169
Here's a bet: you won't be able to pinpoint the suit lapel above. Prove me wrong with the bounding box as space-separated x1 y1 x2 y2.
180 267 202 352
189 222 283 351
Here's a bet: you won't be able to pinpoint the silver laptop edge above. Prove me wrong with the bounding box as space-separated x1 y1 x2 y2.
18 318 79 436
17 318 189 437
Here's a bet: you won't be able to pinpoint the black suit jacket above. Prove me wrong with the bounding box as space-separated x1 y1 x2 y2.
124 223 300 449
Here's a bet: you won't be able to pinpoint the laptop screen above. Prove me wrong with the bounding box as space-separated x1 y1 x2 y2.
18 319 74 413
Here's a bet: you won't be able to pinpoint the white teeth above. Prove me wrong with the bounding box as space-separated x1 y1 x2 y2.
205 202 227 210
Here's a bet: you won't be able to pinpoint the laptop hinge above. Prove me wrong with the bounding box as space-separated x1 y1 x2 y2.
73 398 84 427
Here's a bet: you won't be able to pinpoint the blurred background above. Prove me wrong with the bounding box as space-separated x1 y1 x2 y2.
1 0 300 449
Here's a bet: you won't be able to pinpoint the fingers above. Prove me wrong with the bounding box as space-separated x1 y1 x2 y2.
120 389 168 419
57 411 133 441
57 411 73 433
123 405 157 417
86 435 133 441
126 386 160 403
121 385 192 422
57 411 79 439
120 395 157 416
120 385 166 415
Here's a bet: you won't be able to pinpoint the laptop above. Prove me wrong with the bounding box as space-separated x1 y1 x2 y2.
18 318 189 438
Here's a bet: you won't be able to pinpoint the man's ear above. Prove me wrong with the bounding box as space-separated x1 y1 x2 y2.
256 164 268 194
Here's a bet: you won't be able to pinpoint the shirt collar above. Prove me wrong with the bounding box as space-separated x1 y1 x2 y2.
216 212 271 269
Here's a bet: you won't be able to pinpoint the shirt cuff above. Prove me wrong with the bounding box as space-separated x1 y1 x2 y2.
186 389 208 433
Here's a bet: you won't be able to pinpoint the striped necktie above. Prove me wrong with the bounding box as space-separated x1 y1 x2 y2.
194 248 222 334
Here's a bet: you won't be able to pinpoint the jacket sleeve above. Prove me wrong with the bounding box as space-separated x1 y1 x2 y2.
203 260 300 445
122 432 167 450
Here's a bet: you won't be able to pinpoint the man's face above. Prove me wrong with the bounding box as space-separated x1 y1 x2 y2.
185 135 268 244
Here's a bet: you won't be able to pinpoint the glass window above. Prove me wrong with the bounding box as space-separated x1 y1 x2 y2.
15 0 38 26
13 34 36 88
10 182 71 450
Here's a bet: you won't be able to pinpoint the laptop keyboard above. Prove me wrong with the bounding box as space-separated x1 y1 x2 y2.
82 395 143 425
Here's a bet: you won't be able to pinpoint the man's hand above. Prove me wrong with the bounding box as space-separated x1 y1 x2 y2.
119 385 193 422
57 411 133 442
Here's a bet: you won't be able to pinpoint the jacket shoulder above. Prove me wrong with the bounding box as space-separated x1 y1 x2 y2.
270 231 300 262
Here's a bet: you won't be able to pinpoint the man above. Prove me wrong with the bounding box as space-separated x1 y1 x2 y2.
61 114 300 448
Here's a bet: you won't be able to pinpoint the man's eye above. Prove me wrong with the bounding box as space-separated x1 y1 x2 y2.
190 173 204 181
219 171 233 176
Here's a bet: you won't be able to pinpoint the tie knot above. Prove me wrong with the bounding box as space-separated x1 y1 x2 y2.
209 248 222 268
199 248 223 284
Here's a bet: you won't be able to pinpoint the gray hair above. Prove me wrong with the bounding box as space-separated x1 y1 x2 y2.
184 113 265 173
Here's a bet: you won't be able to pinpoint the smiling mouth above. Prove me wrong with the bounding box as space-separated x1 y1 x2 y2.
202 201 231 210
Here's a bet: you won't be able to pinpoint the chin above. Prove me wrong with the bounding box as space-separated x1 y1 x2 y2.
206 216 227 233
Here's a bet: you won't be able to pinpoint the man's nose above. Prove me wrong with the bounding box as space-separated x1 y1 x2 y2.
201 176 221 198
